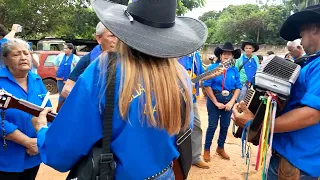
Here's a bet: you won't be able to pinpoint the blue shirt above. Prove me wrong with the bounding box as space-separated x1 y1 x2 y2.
37 58 194 179
178 51 205 102
235 54 259 84
54 53 80 73
203 62 242 92
273 52 320 177
0 38 8 68
0 67 51 172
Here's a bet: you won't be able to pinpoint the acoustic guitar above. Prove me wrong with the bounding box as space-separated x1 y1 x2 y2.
0 89 56 122
188 58 236 94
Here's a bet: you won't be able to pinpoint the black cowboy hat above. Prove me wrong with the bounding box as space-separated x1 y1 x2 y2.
214 42 241 59
241 39 259 52
91 0 207 58
280 4 320 41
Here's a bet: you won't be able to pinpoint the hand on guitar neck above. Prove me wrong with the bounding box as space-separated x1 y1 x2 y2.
188 58 235 95
188 67 226 94
201 67 226 81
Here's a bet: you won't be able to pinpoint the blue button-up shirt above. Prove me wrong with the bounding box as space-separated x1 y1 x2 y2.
203 62 242 92
37 58 194 179
0 67 51 172
273 51 320 177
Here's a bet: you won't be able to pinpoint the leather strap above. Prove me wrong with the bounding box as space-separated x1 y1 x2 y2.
100 53 117 180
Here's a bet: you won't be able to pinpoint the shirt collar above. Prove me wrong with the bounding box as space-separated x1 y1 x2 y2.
243 54 254 59
0 67 41 82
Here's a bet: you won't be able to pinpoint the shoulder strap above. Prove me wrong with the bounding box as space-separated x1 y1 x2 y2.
238 57 250 72
100 53 117 180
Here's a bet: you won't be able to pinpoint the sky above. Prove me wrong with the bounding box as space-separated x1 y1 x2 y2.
184 0 269 19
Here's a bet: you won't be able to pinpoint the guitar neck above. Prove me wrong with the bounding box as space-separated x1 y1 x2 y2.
191 65 222 83
8 98 56 122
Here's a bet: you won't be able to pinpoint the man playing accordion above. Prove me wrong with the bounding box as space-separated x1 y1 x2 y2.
232 4 320 179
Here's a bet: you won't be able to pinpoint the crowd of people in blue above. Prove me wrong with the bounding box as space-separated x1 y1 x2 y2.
0 1 319 180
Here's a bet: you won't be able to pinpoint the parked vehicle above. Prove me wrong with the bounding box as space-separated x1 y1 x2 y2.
33 51 88 94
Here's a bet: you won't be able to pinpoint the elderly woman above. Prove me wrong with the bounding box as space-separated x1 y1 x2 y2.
0 38 51 180
203 42 242 162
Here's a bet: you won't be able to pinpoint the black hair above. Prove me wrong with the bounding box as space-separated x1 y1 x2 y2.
257 55 263 60
267 51 274 55
66 43 74 50
0 24 8 37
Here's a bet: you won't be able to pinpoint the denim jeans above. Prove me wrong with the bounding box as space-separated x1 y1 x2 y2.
204 93 233 150
152 167 175 180
267 155 318 180
237 85 248 102
57 80 65 103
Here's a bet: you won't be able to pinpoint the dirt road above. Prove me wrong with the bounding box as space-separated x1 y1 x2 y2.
36 93 262 180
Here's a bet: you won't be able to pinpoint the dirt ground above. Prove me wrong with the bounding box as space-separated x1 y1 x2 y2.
36 93 262 180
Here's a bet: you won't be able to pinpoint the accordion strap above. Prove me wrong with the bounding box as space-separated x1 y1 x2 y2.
100 55 116 180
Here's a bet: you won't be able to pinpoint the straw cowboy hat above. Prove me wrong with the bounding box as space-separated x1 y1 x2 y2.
91 0 208 58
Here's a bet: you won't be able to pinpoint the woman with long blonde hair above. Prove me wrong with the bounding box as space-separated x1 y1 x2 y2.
31 0 207 179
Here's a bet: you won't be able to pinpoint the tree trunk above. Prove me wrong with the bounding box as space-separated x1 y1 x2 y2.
256 29 260 43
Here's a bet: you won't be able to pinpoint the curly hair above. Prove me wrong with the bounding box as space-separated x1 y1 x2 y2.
0 24 8 37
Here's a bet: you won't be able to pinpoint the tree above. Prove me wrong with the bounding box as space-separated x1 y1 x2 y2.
201 4 292 44
198 11 221 22
177 0 206 15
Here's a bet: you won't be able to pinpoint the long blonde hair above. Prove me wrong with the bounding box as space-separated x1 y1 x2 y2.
99 42 192 135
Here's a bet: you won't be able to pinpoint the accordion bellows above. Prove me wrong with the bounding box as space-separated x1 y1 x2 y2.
234 55 301 145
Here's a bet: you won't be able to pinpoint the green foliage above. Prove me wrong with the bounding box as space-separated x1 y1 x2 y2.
202 4 293 45
1 0 204 39
177 0 206 15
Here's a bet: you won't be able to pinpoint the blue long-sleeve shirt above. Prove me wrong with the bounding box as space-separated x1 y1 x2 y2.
37 57 194 179
272 52 320 177
0 67 51 172
203 62 242 92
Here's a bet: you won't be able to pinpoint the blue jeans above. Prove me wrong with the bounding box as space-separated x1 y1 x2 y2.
237 85 248 102
267 155 318 180
57 80 65 103
152 167 175 180
204 93 233 150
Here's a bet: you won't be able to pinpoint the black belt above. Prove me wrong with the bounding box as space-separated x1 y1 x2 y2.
145 163 173 180
213 89 235 95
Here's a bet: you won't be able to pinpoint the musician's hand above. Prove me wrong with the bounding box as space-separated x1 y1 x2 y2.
215 102 225 109
23 138 38 155
32 107 51 133
225 101 234 111
203 67 226 81
214 67 226 77
232 101 254 127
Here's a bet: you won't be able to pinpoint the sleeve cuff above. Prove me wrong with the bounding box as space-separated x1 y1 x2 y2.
300 93 320 111
37 127 49 148
4 121 18 134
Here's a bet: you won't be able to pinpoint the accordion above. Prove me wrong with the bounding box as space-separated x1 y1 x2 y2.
233 55 301 145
